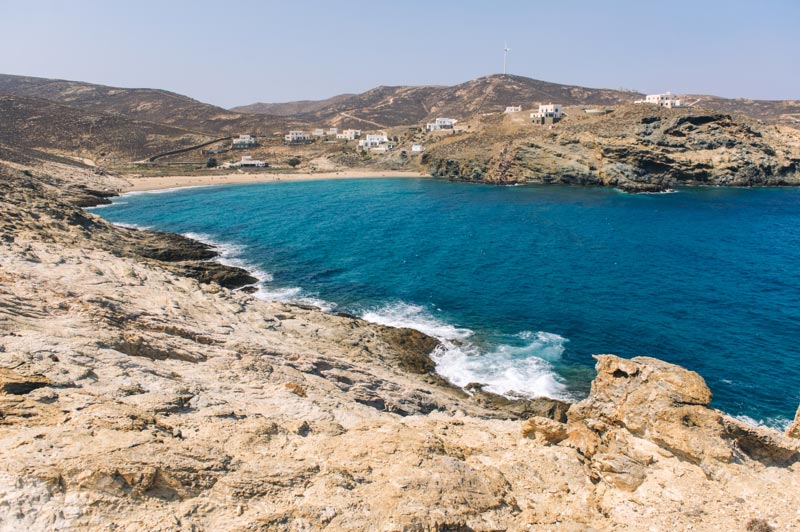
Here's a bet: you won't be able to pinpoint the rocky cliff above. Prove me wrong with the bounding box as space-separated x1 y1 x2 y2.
425 105 800 192
1 164 799 531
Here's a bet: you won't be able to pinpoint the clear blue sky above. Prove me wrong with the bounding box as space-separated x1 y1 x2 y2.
0 0 797 108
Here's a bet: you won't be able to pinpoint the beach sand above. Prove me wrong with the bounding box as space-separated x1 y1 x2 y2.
123 170 431 192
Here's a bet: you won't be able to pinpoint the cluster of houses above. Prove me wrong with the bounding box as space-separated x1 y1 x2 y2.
284 128 362 144
220 90 686 167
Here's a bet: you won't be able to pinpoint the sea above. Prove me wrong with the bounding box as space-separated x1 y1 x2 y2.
90 178 800 430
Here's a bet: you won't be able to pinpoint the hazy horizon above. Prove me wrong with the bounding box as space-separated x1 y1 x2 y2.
1 0 798 108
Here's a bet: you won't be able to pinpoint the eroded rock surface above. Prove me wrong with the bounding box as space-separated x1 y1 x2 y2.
1 165 799 531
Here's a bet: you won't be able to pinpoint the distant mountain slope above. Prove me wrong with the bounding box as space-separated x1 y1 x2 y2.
0 94 214 164
235 74 799 130
0 73 306 135
687 95 800 129
234 75 644 128
231 93 356 116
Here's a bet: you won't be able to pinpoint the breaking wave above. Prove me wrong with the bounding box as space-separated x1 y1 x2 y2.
182 232 335 311
361 302 569 400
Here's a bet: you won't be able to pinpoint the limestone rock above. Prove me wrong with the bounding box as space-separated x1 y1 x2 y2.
521 416 568 444
591 452 646 491
0 368 50 395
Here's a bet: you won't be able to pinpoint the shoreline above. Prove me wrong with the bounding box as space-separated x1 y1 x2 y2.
121 169 431 192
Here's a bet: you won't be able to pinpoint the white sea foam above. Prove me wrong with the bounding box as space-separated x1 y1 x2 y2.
361 302 569 400
112 221 151 230
182 232 272 283
86 201 127 210
361 302 473 341
121 185 213 197
733 414 792 433
182 232 335 311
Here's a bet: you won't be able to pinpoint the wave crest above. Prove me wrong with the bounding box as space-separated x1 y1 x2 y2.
361 302 568 400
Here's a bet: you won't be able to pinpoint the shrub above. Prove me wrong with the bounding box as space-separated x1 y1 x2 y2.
206 157 217 168
287 157 301 168
746 518 774 532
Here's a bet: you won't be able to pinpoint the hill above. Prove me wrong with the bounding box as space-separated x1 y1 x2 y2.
0 94 215 165
231 93 356 116
0 73 306 136
235 74 800 130
234 75 642 129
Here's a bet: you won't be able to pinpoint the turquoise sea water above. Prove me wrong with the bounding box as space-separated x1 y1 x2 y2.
92 178 800 429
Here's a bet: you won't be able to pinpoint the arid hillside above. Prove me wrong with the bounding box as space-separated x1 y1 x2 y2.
0 73 305 135
0 95 215 165
234 75 643 128
234 74 800 130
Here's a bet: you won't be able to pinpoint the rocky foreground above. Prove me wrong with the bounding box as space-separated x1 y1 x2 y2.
1 164 800 531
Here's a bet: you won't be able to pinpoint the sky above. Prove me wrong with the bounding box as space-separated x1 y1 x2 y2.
0 0 798 108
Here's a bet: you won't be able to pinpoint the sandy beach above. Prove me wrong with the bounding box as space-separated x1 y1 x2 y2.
122 169 431 192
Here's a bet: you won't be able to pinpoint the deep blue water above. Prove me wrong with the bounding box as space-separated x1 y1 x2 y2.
92 179 800 429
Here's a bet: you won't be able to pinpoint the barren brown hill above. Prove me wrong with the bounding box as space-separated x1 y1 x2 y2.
236 74 799 130
0 73 306 136
0 94 214 165
235 75 641 128
231 93 356 116
687 94 800 128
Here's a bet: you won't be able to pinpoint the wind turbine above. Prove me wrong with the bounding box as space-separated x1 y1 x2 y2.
503 43 511 75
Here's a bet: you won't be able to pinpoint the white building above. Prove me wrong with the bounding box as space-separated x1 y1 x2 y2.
411 144 424 152
237 156 268 168
426 118 458 131
336 129 361 140
312 128 326 137
358 134 395 151
284 130 310 143
637 92 686 108
504 105 522 113
327 127 339 136
530 104 563 120
232 134 255 148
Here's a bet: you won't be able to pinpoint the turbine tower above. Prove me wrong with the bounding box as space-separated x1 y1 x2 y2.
503 43 511 75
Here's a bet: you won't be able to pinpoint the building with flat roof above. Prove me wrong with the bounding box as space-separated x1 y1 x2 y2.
531 104 563 124
232 134 255 148
635 92 686 108
426 118 458 131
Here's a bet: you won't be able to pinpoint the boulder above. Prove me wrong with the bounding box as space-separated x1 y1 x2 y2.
521 416 568 444
568 355 798 467
787 405 800 440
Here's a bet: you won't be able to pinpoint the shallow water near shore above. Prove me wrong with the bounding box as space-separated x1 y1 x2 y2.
93 178 800 429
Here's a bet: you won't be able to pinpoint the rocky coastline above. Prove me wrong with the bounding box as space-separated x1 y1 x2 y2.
1 163 800 531
423 106 800 193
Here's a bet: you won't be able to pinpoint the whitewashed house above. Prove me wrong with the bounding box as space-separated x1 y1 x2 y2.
237 156 268 167
531 104 563 124
411 144 424 152
426 118 458 131
336 129 362 140
312 128 326 137
232 134 255 149
637 92 686 108
504 105 522 113
358 134 394 151
327 127 339 136
284 131 311 143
